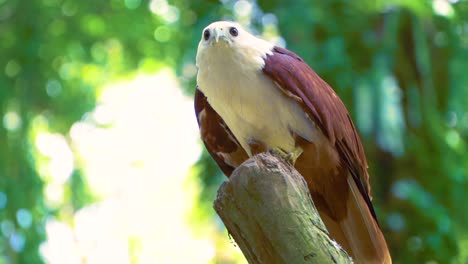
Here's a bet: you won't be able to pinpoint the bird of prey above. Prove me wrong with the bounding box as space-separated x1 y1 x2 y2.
194 21 391 264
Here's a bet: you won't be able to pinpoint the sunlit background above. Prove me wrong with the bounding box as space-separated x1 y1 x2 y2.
1 0 467 263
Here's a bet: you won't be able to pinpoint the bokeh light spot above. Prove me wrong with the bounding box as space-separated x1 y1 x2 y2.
3 111 22 131
35 133 75 185
261 13 278 26
9 232 26 252
149 0 168 15
59 63 75 80
161 5 179 23
392 179 410 200
16 209 33 229
125 0 141 10
46 79 62 97
1 220 14 237
234 0 253 17
154 26 171 42
5 60 21 77
433 0 454 17
45 183 65 207
40 220 81 263
407 236 423 252
445 130 460 149
387 212 405 232
62 1 78 16
91 43 106 63
81 15 106 36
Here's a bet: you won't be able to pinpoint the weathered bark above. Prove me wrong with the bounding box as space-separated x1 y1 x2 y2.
214 152 353 264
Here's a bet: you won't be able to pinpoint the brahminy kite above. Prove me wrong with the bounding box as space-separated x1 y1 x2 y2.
194 21 391 264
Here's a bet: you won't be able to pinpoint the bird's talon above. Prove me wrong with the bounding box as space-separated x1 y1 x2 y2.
269 147 303 165
287 148 303 165
269 147 288 159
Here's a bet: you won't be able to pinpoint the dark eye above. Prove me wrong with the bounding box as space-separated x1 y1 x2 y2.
229 27 238 37
203 29 210 41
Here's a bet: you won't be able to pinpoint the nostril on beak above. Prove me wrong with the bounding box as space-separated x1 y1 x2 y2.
213 27 227 43
215 28 220 43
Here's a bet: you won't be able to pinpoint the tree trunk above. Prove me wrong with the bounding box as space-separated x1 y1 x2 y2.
214 152 353 264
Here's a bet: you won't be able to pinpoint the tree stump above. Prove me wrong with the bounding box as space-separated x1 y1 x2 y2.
214 152 353 264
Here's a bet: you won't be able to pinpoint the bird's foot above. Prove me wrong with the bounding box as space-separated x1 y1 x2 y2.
269 147 303 165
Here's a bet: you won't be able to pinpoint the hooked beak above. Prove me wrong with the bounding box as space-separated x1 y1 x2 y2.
213 28 228 43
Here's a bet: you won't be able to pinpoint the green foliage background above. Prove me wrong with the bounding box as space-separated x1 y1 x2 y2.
0 0 466 263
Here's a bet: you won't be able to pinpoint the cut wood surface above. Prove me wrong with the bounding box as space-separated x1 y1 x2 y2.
214 152 353 264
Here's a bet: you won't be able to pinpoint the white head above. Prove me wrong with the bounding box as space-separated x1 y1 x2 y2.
195 21 274 70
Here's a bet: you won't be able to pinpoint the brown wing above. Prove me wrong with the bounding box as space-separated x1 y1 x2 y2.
194 88 248 177
263 46 375 219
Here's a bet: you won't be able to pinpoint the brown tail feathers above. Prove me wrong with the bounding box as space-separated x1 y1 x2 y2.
316 173 392 264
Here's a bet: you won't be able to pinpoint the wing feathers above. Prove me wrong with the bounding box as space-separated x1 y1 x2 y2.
263 46 391 262
194 88 248 176
263 46 372 205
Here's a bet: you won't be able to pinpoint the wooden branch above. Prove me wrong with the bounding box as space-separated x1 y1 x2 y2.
214 152 353 264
